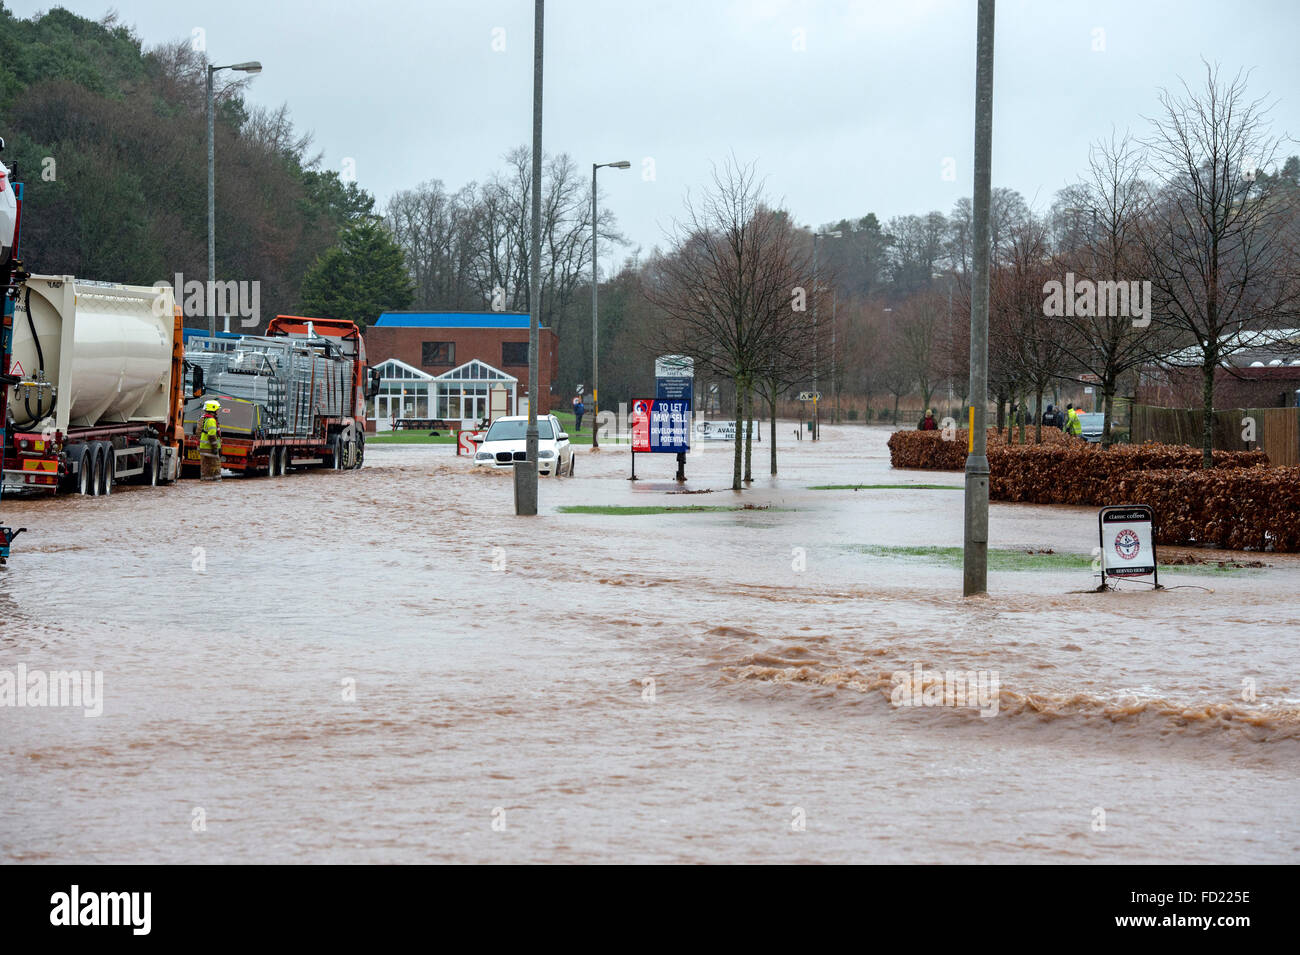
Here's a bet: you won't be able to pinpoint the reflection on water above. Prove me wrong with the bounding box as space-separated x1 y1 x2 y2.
0 426 1296 863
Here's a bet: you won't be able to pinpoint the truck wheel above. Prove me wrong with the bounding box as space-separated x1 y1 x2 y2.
276 447 288 476
86 446 102 496
75 448 94 496
332 437 344 469
354 437 365 469
98 444 115 496
140 439 161 486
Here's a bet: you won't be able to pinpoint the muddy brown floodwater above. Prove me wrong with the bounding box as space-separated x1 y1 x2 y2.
0 425 1296 863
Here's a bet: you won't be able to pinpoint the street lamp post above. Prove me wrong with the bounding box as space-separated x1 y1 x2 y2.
590 159 630 449
207 59 261 339
516 0 544 516
811 229 841 440
963 0 995 597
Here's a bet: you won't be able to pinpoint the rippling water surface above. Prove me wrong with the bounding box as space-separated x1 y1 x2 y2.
1 426 1296 863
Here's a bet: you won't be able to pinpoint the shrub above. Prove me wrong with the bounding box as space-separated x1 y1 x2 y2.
887 433 1290 551
1111 467 1300 551
887 428 1071 471
986 443 1269 504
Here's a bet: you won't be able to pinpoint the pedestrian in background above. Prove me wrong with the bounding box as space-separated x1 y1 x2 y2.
1065 403 1083 438
918 408 938 431
572 394 586 432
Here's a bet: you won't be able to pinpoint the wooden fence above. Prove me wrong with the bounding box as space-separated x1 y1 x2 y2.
1131 405 1300 466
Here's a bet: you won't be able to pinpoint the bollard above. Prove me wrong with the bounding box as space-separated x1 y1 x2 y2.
514 459 537 515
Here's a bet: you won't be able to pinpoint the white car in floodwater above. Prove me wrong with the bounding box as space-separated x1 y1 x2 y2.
473 414 574 476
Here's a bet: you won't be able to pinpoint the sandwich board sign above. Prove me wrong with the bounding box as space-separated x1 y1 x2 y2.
1098 504 1160 587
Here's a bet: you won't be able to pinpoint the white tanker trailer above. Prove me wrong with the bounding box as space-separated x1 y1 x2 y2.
2 274 185 495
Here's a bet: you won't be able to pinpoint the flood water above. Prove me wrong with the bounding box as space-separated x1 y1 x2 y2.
1 425 1296 863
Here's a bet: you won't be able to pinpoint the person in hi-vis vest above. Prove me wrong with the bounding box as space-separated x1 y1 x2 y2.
1065 404 1083 438
198 399 222 481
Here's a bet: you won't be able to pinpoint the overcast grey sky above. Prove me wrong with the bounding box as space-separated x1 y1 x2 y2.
12 0 1300 274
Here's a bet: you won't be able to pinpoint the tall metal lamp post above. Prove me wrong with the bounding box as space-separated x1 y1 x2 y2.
590 159 630 449
516 0 544 516
963 0 995 596
207 59 262 338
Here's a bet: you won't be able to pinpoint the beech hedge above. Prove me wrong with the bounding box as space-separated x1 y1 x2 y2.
887 431 1291 551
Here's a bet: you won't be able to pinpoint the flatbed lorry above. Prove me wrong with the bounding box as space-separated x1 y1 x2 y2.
181 315 379 476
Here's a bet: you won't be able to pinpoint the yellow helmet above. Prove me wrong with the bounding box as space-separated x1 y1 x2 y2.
204 400 220 413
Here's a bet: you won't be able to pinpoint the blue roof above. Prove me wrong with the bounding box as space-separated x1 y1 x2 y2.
373 312 531 329
182 328 242 341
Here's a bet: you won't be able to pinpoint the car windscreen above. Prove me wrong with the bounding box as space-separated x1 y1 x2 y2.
486 419 553 441
1079 414 1105 427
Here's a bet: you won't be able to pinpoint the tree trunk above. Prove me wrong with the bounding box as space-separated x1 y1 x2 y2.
732 376 744 490
743 383 753 483
1017 393 1026 445
1201 361 1215 470
769 390 778 476
1101 381 1115 450
892 393 900 426
1034 384 1044 444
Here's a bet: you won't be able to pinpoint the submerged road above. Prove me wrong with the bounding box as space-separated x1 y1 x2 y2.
1 425 1296 862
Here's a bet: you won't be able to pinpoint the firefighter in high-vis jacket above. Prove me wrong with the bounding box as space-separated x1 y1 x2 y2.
198 399 222 481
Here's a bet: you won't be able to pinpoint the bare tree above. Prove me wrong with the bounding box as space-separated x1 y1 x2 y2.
991 212 1070 443
645 158 809 489
1049 133 1159 447
1142 63 1300 467
386 179 480 309
876 311 914 426
894 289 948 421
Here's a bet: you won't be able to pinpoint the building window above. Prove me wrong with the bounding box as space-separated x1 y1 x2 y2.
422 342 454 367
502 341 528 366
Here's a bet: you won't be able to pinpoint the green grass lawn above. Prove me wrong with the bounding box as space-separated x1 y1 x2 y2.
558 504 781 516
552 410 595 445
857 544 1262 574
810 483 962 491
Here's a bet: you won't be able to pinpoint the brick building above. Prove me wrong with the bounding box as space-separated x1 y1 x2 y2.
1137 331 1300 409
363 312 559 427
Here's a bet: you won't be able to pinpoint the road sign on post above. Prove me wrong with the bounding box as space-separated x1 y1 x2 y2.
1097 504 1160 589
653 356 693 480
